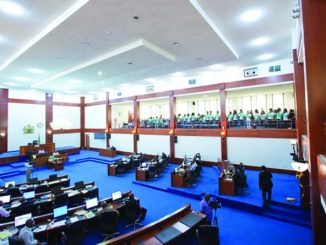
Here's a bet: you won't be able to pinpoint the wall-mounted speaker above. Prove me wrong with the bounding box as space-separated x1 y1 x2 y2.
174 136 178 143
136 135 139 141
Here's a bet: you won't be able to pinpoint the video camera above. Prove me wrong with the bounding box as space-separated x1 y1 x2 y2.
209 199 221 209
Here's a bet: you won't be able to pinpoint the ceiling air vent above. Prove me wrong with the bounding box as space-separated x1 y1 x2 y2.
117 92 122 97
188 79 196 85
244 67 258 77
146 85 154 93
269 65 281 72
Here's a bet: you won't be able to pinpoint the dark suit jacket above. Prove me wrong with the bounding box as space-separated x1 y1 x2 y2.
259 171 273 191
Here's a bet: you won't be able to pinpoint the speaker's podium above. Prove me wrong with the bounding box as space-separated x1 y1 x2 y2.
219 163 235 196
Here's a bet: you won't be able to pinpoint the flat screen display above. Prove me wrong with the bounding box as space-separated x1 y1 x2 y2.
15 213 32 227
112 191 122 201
86 198 98 210
0 195 10 204
23 191 35 199
74 181 84 190
53 205 68 219
4 181 15 188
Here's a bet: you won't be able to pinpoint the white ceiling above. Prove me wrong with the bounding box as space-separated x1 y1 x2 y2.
0 0 295 96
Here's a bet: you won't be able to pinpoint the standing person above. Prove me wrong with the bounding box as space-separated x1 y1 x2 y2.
200 193 212 224
259 165 273 208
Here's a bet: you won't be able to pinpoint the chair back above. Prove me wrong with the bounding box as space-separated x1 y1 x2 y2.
124 201 141 223
99 210 119 234
63 220 84 245
8 187 21 198
196 225 219 245
8 236 23 245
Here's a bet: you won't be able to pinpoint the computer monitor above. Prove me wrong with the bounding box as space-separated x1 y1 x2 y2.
51 186 62 195
4 181 15 188
0 195 11 204
112 191 122 201
28 177 38 185
86 197 98 210
15 213 32 227
23 191 35 200
32 140 38 145
74 181 84 190
49 174 57 181
53 205 68 219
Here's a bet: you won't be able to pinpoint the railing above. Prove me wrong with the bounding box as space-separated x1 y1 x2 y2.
227 119 296 129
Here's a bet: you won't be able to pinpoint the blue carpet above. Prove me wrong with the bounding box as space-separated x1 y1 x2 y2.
0 150 312 245
10 162 26 168
0 151 19 158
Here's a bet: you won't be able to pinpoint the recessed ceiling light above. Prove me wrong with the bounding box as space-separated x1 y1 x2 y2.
209 64 223 69
0 35 6 43
65 90 77 94
28 68 45 74
105 30 110 35
120 83 130 87
0 1 24 16
12 76 29 81
97 71 102 76
102 87 110 92
69 79 82 84
88 91 98 94
144 77 156 83
3 82 19 87
128 62 133 65
240 9 263 22
251 37 269 46
172 72 184 77
258 53 274 60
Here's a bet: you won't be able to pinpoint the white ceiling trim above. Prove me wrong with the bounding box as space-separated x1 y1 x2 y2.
189 0 239 59
32 38 176 88
0 0 89 72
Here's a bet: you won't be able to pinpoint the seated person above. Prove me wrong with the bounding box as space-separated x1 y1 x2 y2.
0 200 10 218
189 162 198 172
7 184 22 197
19 218 45 245
98 201 119 216
124 193 147 222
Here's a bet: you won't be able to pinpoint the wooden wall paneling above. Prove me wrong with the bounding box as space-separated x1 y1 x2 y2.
293 49 307 158
110 128 135 134
301 0 326 243
137 128 171 135
106 92 111 148
133 99 139 153
45 93 53 144
174 129 222 137
317 155 326 206
227 129 297 138
220 86 227 160
0 89 8 153
80 97 85 149
8 98 45 105
53 102 80 107
53 129 81 134
85 129 106 133
169 93 176 159
136 90 172 100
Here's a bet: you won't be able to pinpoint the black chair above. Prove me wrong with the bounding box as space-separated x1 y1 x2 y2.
148 165 157 179
124 201 143 229
8 236 24 245
54 193 68 206
116 162 127 175
84 188 98 200
61 220 85 245
7 187 22 198
99 211 120 241
196 225 219 245
35 184 49 194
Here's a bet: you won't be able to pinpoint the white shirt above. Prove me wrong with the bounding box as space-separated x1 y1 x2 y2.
0 206 10 218
18 226 38 245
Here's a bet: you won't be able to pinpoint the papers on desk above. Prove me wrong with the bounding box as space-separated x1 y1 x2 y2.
84 211 95 219
81 189 88 194
10 201 20 208
68 190 79 197
70 216 79 223
0 231 11 240
74 209 87 216
50 220 66 228
33 224 47 232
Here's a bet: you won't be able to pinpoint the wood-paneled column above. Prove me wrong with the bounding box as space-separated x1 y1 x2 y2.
169 92 176 160
293 49 306 158
80 97 85 149
301 0 326 244
219 84 227 160
45 93 53 144
133 98 139 153
106 92 111 148
0 89 8 153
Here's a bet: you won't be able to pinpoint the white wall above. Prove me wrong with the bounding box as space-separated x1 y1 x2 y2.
85 104 106 128
9 89 45 100
137 135 170 155
111 103 133 128
53 133 80 148
87 133 106 149
175 136 221 162
227 137 295 170
110 134 134 152
53 106 80 129
8 103 45 151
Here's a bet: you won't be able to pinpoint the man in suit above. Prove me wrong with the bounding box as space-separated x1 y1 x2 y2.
124 192 147 222
98 201 119 216
259 165 273 208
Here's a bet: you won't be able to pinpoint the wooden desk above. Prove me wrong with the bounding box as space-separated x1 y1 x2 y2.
171 172 186 187
136 168 148 181
20 143 55 156
98 204 205 245
219 172 235 196
109 165 117 176
99 148 117 157
31 155 50 168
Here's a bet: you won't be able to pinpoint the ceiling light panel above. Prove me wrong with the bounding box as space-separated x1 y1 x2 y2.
0 1 25 16
240 9 263 23
251 37 270 46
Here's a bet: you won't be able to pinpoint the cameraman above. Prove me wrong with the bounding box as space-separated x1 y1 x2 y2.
200 193 213 224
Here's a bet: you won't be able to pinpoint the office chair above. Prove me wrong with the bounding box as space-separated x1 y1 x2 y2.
84 188 98 200
148 165 157 179
116 163 127 175
99 211 120 241
7 187 22 198
35 184 49 194
54 193 68 206
61 220 85 245
124 201 143 230
68 193 84 207
196 225 220 245
8 236 24 245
